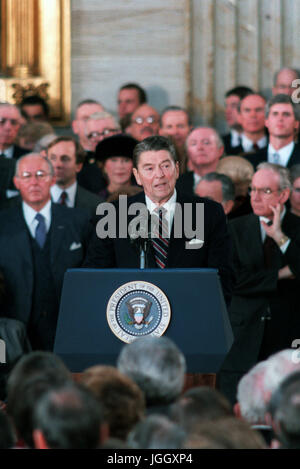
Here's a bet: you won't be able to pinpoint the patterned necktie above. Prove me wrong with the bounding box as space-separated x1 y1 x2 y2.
60 191 67 205
35 213 47 249
151 208 169 269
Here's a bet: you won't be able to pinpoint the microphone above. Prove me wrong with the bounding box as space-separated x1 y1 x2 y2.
128 212 151 269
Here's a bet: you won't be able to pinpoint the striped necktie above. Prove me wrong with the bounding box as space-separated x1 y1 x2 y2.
151 207 169 269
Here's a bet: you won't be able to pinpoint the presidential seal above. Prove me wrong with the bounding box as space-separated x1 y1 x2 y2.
106 281 171 343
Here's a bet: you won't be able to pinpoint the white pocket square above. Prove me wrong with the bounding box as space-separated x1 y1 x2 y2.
185 238 204 249
70 242 82 251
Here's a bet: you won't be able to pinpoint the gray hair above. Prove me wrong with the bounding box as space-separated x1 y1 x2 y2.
256 162 292 191
0 102 22 119
133 135 178 168
88 111 118 126
201 172 235 202
265 93 300 120
14 152 55 178
117 336 186 406
289 164 300 185
263 349 300 398
188 126 224 149
237 361 270 424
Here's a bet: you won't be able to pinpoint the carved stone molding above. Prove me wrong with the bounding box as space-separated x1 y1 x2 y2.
0 0 70 125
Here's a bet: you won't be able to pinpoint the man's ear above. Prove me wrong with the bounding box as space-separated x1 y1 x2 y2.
133 167 141 186
13 176 20 190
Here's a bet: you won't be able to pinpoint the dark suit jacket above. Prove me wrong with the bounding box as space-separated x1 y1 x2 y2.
83 190 234 306
222 211 300 373
176 171 195 198
75 184 104 216
0 203 92 328
250 143 300 170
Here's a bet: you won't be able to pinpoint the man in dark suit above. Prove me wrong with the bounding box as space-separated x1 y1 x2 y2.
71 99 107 194
219 162 300 404
229 93 268 158
176 127 224 198
250 94 300 170
0 103 30 199
222 86 253 155
0 153 92 351
47 136 104 216
84 136 233 306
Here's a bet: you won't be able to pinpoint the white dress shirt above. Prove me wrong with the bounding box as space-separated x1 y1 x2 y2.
50 181 77 208
267 141 295 167
145 189 177 237
241 134 268 152
22 200 52 239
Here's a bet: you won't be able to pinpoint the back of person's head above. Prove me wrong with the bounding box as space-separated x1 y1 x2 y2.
0 409 15 449
33 382 104 449
9 370 71 448
127 414 187 449
271 376 300 449
263 349 300 405
170 386 233 431
7 351 70 413
117 336 186 406
184 417 266 449
216 156 254 197
236 360 270 424
80 365 145 440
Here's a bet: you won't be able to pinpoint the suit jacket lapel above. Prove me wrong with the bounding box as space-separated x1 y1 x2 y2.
50 204 66 266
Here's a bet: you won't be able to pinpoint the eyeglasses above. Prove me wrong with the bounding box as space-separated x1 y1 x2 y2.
87 129 119 139
18 170 51 181
248 187 280 196
133 116 157 125
0 117 20 126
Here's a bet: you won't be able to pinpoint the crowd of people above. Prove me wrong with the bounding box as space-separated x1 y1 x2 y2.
0 66 300 449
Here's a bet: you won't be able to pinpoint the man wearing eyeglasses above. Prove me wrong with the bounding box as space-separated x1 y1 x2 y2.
219 162 300 404
0 153 92 351
76 111 121 195
0 102 30 201
128 104 160 141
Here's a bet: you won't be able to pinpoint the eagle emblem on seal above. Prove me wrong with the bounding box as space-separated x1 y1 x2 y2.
125 297 153 330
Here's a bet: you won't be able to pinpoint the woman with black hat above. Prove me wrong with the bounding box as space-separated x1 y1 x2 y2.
95 134 141 201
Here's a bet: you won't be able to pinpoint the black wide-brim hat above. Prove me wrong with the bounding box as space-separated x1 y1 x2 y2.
95 134 138 163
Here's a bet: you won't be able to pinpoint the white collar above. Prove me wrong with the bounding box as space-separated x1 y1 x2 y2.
22 199 52 238
50 181 77 207
0 146 14 158
145 190 177 236
241 134 268 152
230 129 241 147
268 141 295 166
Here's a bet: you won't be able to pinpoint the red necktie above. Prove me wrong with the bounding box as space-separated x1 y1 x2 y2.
60 191 67 205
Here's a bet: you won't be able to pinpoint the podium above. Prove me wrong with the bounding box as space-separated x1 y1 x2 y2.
54 268 233 375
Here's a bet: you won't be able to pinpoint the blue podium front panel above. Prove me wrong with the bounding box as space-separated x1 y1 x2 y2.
54 268 233 373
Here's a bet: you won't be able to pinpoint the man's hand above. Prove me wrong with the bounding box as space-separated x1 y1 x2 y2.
278 265 295 280
261 204 285 244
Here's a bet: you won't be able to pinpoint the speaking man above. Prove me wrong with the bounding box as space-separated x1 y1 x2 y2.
83 136 233 306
